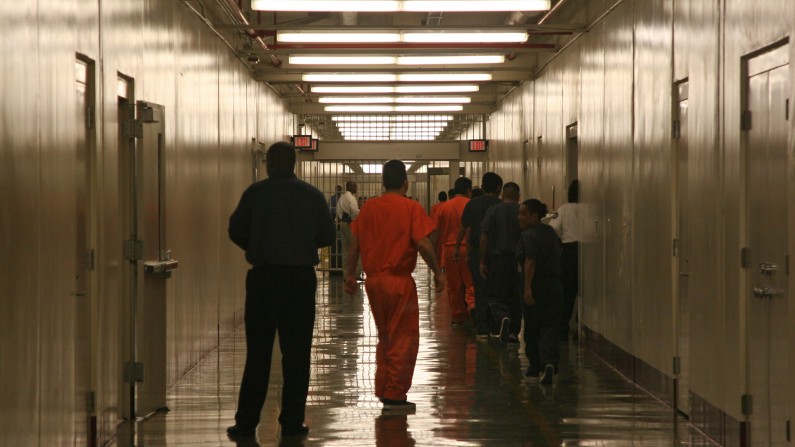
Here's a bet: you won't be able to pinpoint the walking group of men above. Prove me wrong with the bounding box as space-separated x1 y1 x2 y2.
224 141 578 440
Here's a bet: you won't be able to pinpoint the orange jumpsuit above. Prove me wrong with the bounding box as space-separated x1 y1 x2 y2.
351 193 436 401
434 196 475 322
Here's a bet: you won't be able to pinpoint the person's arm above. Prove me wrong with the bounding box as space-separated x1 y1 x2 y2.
523 258 535 306
479 232 489 278
343 235 361 294
418 236 446 293
453 226 468 261
349 194 360 219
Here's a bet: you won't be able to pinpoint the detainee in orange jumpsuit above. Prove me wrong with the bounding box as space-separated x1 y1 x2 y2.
434 177 475 325
344 160 445 410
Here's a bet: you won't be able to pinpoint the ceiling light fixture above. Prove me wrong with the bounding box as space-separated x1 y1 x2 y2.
325 105 463 112
303 73 491 82
255 0 550 12
291 55 504 66
332 115 454 121
395 96 471 103
277 31 528 44
313 85 479 94
319 96 470 104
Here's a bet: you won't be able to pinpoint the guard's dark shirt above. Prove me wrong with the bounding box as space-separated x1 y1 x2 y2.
228 171 336 267
517 223 562 297
480 201 520 255
460 194 502 248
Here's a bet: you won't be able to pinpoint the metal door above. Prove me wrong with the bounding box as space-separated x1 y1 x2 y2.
120 97 175 419
673 79 690 417
745 43 790 446
73 57 93 446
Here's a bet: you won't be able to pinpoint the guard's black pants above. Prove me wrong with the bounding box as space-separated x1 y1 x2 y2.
560 242 579 335
486 253 522 336
235 265 316 430
523 289 563 370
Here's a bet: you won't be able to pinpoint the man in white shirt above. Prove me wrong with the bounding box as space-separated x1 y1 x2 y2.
549 179 580 341
337 180 362 279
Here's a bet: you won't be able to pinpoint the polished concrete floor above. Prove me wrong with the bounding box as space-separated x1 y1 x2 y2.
114 264 717 446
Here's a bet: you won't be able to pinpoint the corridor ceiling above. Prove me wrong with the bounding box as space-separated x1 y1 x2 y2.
199 0 584 140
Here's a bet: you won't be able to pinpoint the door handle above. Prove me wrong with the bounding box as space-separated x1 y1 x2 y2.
679 272 690 277
72 290 88 297
753 287 780 299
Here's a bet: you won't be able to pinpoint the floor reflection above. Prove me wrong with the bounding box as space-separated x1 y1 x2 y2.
114 264 715 446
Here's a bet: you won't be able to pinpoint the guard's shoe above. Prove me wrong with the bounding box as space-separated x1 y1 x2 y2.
226 425 256 437
540 364 555 385
281 424 309 437
499 317 510 345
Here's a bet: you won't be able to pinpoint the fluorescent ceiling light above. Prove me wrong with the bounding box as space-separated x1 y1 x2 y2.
303 73 398 82
320 96 470 104
398 73 491 82
396 85 479 93
290 55 397 65
255 0 549 12
395 105 463 112
395 96 471 103
402 1 550 12
279 31 527 44
318 97 396 104
325 105 463 112
305 73 490 83
397 55 505 65
278 32 400 43
292 55 504 65
336 124 447 129
313 85 479 93
402 32 528 43
254 1 400 12
325 106 395 112
332 115 453 121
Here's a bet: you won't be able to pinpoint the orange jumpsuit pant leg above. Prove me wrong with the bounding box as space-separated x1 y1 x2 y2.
443 245 470 322
364 273 420 401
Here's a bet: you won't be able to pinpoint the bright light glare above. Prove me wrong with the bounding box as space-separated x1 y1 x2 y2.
312 85 479 94
290 55 397 65
395 96 471 104
397 55 505 65
303 73 398 82
402 32 528 43
318 97 396 104
255 0 399 11
325 105 463 112
325 105 394 112
395 105 463 112
332 115 453 121
398 73 491 82
278 32 401 42
396 85 479 93
312 86 396 93
255 0 550 12
403 0 549 11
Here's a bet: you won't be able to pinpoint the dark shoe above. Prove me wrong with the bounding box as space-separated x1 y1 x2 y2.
540 364 555 385
498 317 510 345
507 334 520 344
524 367 540 378
381 398 417 413
227 425 256 437
281 424 309 437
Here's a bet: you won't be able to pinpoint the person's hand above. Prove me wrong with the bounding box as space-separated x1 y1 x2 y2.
452 247 460 262
433 271 447 294
523 290 535 307
343 275 358 295
479 260 489 279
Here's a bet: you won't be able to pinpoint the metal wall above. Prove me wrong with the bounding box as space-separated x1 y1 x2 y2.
487 0 795 439
0 1 292 445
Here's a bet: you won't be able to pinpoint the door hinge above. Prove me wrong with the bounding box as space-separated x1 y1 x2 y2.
123 118 143 140
124 362 144 383
740 247 750 269
673 356 681 375
741 110 752 131
672 119 681 139
123 239 143 261
86 248 96 271
86 106 94 130
87 391 95 414
787 419 791 442
741 394 753 416
786 254 790 276
786 98 790 121
673 238 679 257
